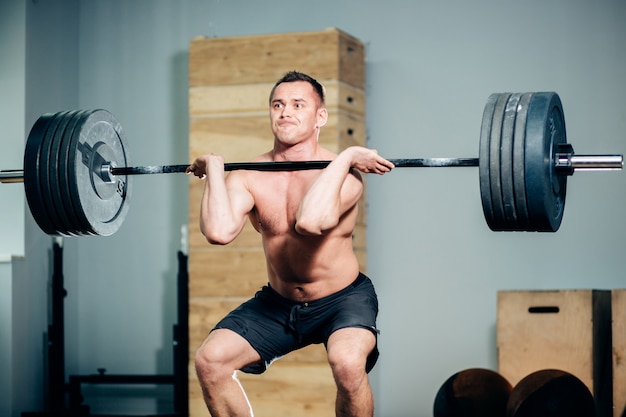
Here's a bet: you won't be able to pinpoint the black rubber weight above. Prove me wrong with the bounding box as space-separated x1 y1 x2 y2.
524 92 567 232
512 93 532 229
24 114 58 235
479 94 498 230
500 93 522 228
488 93 511 230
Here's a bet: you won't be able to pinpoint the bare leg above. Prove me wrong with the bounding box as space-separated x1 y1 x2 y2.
327 328 377 417
195 329 261 417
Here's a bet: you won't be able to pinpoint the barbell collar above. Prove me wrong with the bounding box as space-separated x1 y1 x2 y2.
100 162 116 183
555 154 623 174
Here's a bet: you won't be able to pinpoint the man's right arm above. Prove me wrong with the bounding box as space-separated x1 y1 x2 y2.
188 154 255 245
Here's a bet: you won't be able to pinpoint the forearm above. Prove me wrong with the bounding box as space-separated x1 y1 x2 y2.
295 151 357 235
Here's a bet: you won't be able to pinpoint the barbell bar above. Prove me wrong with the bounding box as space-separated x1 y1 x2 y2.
0 154 619 181
1 154 620 181
0 92 622 236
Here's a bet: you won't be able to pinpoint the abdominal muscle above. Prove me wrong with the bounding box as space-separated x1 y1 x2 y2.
262 232 360 302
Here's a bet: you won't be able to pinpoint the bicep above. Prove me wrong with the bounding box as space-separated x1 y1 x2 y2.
225 172 255 222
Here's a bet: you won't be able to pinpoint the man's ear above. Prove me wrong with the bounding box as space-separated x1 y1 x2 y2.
316 107 328 128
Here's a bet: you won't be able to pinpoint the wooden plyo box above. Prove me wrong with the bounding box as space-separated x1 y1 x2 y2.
188 28 367 417
613 289 626 417
497 290 612 417
189 27 365 88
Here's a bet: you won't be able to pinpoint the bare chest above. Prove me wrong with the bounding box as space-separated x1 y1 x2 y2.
248 171 317 235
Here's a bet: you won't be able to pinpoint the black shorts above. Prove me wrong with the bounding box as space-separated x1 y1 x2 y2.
213 272 380 374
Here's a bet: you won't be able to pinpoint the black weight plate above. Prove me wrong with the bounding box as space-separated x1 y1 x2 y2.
66 110 100 236
479 94 498 230
34 113 61 234
525 92 567 232
24 114 58 235
500 93 521 228
488 93 511 231
50 110 88 236
67 109 132 236
46 111 78 236
512 93 532 230
38 112 71 235
60 110 93 235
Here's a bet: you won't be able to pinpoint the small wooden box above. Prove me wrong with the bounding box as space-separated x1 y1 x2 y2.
613 289 626 417
497 290 612 417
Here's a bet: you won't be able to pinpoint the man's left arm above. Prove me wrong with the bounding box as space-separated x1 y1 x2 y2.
295 146 393 236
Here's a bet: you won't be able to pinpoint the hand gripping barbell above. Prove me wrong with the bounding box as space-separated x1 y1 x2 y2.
0 92 622 236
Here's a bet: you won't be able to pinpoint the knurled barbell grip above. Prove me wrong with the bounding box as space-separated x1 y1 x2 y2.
110 158 481 176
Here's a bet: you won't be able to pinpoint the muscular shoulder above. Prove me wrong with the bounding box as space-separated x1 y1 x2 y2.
252 151 275 163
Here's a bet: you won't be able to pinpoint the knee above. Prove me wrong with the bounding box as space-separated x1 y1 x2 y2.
328 348 368 392
194 341 233 383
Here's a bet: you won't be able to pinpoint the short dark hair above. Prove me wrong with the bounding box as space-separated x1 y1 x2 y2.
269 71 325 105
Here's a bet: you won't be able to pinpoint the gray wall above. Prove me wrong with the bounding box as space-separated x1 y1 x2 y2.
0 1 25 413
0 0 26 256
1 1 81 416
2 0 625 416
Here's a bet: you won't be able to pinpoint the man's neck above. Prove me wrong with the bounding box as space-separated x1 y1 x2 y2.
272 139 321 162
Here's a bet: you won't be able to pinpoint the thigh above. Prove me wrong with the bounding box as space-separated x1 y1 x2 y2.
320 274 379 340
212 288 301 373
318 275 380 373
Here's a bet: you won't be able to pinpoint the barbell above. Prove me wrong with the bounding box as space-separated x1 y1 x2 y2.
0 92 622 237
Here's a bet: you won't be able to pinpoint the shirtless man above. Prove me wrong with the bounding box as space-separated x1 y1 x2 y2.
187 71 394 417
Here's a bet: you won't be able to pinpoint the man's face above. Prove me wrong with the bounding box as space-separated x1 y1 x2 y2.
269 81 327 146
